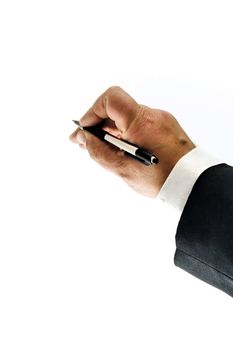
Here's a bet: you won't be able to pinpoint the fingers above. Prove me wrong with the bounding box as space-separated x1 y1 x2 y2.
69 86 145 181
79 86 140 134
70 129 86 147
70 128 134 176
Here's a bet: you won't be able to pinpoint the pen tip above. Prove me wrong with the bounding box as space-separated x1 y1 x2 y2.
73 120 80 126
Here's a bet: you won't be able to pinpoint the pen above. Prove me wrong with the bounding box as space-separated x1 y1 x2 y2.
72 120 159 166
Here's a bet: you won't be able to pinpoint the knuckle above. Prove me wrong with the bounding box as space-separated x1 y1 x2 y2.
137 106 159 133
112 154 129 178
88 145 101 162
123 104 150 138
106 85 122 95
117 168 129 180
108 85 122 92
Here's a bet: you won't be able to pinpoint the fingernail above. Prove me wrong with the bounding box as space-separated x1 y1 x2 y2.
76 131 86 146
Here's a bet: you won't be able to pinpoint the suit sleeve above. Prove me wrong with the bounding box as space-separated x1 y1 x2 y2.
174 164 233 297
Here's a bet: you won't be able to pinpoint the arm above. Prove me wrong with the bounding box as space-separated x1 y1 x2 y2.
70 86 233 297
158 146 233 297
175 163 233 297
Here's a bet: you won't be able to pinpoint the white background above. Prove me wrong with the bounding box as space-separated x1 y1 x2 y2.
0 0 233 349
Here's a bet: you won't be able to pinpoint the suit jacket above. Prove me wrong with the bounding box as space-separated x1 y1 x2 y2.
174 164 233 297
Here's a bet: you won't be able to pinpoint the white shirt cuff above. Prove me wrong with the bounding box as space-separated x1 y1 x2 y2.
157 147 221 214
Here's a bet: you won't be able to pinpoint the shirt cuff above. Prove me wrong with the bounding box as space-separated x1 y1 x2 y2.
157 147 221 214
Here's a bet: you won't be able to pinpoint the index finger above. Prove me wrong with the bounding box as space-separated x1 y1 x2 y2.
79 86 140 133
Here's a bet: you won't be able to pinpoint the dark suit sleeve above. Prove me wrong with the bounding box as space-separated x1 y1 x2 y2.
174 164 233 297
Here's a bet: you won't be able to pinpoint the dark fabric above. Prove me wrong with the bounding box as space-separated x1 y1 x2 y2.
174 164 233 297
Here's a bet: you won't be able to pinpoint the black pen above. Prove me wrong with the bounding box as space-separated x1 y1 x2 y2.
72 120 159 166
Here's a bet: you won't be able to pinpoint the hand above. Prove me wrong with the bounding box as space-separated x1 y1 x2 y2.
70 86 195 197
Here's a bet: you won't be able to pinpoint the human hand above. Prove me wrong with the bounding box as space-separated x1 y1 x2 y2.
70 86 195 197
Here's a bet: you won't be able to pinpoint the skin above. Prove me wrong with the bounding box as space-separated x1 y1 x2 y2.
70 86 195 197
